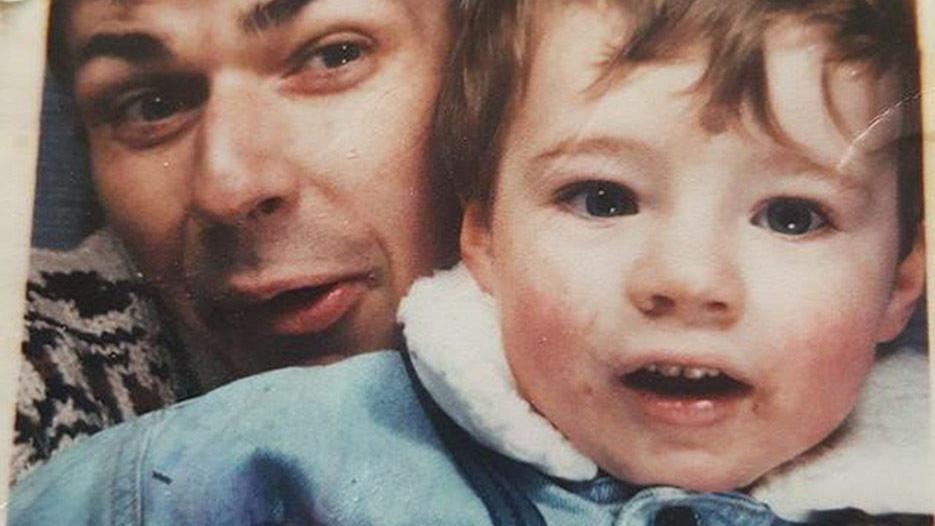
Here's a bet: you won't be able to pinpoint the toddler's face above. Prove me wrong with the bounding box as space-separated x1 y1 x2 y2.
462 4 923 491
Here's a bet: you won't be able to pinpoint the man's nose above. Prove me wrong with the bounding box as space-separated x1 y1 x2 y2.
190 78 299 225
625 224 744 328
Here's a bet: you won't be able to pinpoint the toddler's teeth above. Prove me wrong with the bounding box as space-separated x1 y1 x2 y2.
683 367 706 380
638 363 725 380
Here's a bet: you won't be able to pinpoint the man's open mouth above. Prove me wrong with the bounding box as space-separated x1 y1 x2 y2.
622 363 751 399
263 284 336 315
207 277 370 338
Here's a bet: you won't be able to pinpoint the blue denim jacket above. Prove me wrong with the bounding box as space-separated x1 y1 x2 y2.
9 352 806 525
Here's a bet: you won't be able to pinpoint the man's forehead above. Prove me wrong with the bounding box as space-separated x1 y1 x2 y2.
66 0 443 45
72 0 315 26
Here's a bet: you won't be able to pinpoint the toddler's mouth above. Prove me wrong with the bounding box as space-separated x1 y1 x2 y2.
623 363 751 399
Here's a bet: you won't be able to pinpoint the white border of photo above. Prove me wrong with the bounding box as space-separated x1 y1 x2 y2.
0 1 48 523
919 0 935 513
0 0 930 522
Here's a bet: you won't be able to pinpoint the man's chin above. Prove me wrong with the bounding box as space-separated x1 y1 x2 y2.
211 321 402 374
169 290 400 380
250 332 370 370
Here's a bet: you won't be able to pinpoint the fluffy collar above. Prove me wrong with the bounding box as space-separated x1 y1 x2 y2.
398 264 931 520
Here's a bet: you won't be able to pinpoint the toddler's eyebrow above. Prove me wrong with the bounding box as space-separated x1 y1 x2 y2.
525 134 874 197
754 149 871 195
532 136 653 164
525 136 658 183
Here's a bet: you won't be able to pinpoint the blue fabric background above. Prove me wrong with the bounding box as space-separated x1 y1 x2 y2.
31 70 103 250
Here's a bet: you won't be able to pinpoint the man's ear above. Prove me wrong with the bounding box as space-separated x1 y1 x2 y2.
460 200 497 295
877 229 926 343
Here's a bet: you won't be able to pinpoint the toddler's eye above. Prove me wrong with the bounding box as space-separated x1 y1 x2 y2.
753 197 828 236
562 182 638 218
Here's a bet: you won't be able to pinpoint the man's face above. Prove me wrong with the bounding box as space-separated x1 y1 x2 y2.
65 0 457 373
462 5 923 491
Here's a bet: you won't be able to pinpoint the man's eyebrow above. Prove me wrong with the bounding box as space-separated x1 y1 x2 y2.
76 32 171 68
239 0 317 34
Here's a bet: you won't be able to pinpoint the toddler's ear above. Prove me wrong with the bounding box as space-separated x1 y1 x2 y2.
877 229 926 343
460 200 497 295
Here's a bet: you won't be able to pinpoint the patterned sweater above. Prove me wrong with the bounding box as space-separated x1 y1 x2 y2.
12 230 200 483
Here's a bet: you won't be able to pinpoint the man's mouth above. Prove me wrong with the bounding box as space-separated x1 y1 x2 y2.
265 284 339 315
623 363 751 399
214 277 370 338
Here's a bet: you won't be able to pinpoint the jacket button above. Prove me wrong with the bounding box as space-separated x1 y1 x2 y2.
654 505 699 526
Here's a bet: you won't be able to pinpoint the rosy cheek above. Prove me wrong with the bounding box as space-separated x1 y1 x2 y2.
503 286 567 359
770 310 876 437
499 279 597 409
801 307 877 368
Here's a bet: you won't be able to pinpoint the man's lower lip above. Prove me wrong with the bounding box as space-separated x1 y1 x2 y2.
625 388 747 426
245 280 368 337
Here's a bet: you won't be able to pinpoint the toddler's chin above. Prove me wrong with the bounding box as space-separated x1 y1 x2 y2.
601 459 767 494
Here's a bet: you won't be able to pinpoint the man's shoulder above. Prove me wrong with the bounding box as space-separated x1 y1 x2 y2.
9 351 471 525
138 351 488 525
146 350 430 461
173 350 416 419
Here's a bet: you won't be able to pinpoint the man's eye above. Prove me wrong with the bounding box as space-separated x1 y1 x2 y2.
102 83 205 149
316 42 363 69
752 197 829 236
562 183 638 218
301 41 368 71
286 37 375 94
118 91 190 123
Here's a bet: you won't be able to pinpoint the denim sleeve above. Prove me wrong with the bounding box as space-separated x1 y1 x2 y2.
8 410 170 526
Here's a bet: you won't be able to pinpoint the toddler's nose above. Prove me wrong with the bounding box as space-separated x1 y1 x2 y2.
625 232 743 328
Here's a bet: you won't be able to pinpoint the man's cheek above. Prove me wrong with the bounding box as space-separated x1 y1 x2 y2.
95 180 180 243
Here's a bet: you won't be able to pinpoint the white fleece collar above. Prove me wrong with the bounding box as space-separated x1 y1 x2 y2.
397 264 932 520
